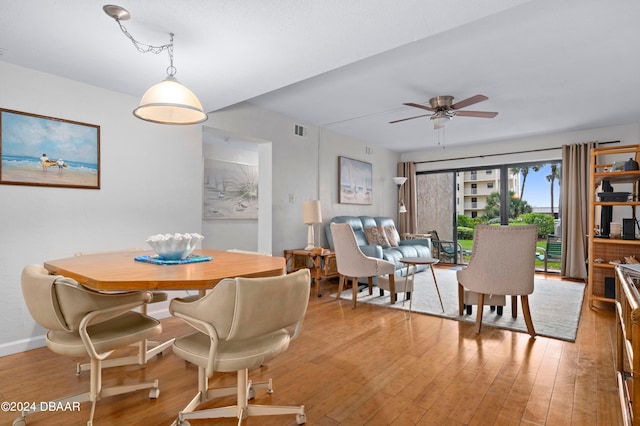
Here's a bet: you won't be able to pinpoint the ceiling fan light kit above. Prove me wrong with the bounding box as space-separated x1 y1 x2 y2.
103 4 208 125
390 94 498 147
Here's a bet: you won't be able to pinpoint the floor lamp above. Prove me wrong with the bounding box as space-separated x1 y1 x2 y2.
393 177 407 213
302 200 322 250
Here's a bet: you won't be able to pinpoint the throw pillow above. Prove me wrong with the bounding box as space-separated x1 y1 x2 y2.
364 226 390 247
384 225 399 247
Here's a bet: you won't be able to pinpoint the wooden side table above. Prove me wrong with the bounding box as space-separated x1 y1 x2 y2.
284 249 338 297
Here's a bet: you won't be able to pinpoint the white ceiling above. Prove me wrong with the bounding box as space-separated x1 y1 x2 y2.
2 0 639 153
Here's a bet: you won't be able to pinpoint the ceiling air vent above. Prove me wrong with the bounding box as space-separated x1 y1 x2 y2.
294 124 306 137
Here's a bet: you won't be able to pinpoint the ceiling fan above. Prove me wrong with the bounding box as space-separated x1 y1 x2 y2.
390 94 498 129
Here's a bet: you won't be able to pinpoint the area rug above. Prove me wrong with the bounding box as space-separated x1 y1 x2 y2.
335 267 585 342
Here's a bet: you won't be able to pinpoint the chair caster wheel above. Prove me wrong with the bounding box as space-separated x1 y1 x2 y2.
248 387 256 399
296 413 306 424
12 417 26 426
466 305 472 315
149 387 160 399
497 306 503 315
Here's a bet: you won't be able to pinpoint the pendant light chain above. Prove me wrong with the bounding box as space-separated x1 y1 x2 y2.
114 18 176 76
104 4 207 124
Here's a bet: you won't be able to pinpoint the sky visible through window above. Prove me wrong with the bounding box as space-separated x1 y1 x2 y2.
516 163 560 209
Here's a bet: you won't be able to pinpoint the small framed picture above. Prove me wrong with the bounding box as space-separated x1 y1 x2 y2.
0 108 100 189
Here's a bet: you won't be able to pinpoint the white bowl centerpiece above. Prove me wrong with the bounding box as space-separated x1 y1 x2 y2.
146 233 204 260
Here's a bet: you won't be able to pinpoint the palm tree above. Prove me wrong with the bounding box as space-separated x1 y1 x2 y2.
485 191 501 219
511 165 541 200
485 190 533 220
546 163 561 216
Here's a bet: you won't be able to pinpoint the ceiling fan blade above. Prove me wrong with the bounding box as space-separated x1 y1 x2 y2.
403 102 436 112
451 94 488 110
455 110 498 118
389 113 431 124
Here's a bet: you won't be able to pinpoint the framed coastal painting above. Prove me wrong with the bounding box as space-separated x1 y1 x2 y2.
203 158 258 219
338 156 372 205
0 108 100 189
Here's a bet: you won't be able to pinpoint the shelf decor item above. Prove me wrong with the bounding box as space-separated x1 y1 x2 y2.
625 157 639 171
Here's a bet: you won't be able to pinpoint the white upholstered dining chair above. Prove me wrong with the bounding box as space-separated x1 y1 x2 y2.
17 264 162 426
330 222 397 308
169 268 311 425
72 248 172 374
456 225 538 336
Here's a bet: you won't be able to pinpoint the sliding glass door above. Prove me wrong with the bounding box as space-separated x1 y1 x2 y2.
416 161 561 271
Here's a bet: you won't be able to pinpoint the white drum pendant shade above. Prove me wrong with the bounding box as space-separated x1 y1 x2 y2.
133 76 208 125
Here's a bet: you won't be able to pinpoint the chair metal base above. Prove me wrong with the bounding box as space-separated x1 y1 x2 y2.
14 358 159 426
174 368 305 426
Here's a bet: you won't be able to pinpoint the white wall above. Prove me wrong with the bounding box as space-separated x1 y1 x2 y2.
0 63 202 356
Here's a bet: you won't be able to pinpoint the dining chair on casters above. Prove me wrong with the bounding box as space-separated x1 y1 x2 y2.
169 268 311 426
73 249 173 375
330 222 397 308
15 264 162 426
456 225 538 336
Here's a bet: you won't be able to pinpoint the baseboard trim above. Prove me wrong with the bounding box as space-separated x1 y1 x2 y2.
0 335 46 357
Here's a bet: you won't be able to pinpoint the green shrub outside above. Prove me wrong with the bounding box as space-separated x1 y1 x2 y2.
457 226 474 240
457 214 475 229
519 213 555 237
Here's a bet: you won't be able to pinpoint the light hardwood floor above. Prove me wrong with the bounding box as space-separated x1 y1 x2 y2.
0 271 621 425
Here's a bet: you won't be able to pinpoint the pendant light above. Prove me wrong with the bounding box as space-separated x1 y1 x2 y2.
103 5 208 125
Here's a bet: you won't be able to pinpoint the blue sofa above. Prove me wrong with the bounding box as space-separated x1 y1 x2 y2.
325 216 432 277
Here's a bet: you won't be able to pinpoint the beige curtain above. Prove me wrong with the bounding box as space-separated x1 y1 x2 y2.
397 162 416 235
561 141 595 279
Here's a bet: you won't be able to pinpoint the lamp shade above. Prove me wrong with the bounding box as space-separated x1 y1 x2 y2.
302 200 322 224
392 176 407 186
133 76 208 125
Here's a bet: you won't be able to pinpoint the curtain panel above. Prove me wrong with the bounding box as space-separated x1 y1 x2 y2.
561 141 595 279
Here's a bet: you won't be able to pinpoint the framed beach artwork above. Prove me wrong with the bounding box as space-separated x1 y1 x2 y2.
203 158 258 219
339 156 372 205
0 109 100 189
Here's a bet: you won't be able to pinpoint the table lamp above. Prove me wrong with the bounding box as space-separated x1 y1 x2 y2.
302 200 322 250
